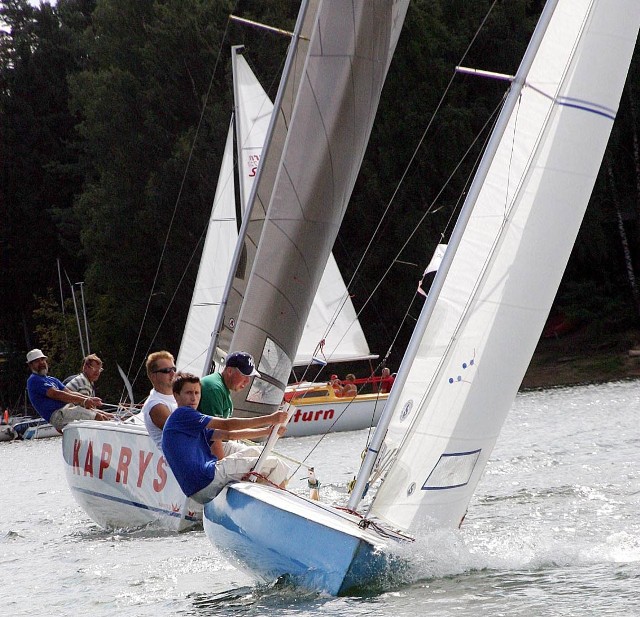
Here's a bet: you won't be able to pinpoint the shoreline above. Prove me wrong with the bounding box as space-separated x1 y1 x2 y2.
520 326 640 391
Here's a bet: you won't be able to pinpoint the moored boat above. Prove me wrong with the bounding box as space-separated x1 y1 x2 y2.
23 421 60 440
0 424 16 442
12 416 60 440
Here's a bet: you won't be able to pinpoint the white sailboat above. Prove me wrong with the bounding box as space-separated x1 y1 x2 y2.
62 418 202 531
177 45 387 435
203 0 640 595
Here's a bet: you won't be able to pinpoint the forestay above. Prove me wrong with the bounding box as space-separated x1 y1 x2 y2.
367 0 640 532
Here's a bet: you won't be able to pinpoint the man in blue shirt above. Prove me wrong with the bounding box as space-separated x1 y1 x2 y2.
26 349 113 431
162 372 290 504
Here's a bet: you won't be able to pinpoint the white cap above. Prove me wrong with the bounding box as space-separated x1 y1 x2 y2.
26 349 47 364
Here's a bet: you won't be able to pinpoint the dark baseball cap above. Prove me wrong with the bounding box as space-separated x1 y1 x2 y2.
225 351 260 377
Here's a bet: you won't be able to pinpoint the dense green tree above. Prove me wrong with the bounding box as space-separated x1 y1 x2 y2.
1 0 639 406
0 0 94 406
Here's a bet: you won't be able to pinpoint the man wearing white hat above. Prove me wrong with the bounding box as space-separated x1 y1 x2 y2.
25 349 113 431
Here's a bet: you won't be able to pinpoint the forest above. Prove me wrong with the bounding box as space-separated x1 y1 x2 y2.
1 0 639 408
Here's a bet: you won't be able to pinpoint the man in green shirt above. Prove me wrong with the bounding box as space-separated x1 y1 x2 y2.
199 351 260 418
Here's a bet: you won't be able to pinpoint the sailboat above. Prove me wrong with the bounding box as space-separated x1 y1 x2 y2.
177 45 388 436
58 21 392 530
202 0 640 595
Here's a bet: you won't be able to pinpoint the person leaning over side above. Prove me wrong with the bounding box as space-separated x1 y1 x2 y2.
65 354 104 398
199 351 260 418
25 349 113 432
162 372 291 504
140 350 178 452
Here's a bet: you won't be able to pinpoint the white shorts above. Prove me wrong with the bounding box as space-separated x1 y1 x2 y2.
190 441 291 504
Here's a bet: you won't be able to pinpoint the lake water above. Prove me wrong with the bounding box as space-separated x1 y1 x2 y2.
2 380 640 616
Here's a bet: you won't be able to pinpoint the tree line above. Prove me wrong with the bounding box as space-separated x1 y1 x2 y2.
1 0 639 408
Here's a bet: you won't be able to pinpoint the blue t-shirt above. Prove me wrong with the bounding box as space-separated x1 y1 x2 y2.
162 406 217 497
26 374 67 422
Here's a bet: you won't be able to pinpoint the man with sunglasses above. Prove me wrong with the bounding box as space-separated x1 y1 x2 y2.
141 350 178 451
199 351 260 418
66 354 104 398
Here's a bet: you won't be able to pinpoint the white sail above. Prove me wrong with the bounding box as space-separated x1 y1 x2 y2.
226 0 409 416
176 119 237 375
296 253 374 366
233 47 273 215
178 44 374 375
367 0 640 532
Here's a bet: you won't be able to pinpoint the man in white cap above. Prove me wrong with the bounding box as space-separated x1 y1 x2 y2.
25 349 113 431
198 351 260 418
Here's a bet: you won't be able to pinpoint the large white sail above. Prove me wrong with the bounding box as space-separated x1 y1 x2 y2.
176 119 236 376
367 0 640 532
226 0 410 416
178 43 374 375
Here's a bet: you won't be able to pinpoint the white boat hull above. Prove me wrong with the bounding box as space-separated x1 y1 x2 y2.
62 420 202 531
203 482 404 595
23 423 60 439
0 425 16 442
284 391 387 438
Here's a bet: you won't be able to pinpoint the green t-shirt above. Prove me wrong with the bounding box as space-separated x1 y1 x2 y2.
199 371 232 417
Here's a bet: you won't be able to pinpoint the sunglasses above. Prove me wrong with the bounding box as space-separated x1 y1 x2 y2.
153 366 177 374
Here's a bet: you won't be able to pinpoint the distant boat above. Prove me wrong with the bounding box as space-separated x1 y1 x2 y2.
283 378 388 438
13 417 59 440
0 424 16 442
22 421 60 440
202 0 639 594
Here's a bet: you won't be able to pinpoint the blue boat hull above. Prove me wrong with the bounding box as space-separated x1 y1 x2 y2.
203 482 403 595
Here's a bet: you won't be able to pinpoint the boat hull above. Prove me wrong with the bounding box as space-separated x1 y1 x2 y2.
0 425 16 442
203 482 401 595
284 391 387 437
23 423 60 439
62 420 202 531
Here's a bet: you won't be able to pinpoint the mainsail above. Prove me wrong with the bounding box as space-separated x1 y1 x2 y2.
218 0 409 416
178 42 375 375
363 0 640 532
176 119 237 376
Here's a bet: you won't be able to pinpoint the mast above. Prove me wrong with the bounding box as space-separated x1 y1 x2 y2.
202 1 312 375
347 0 562 513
